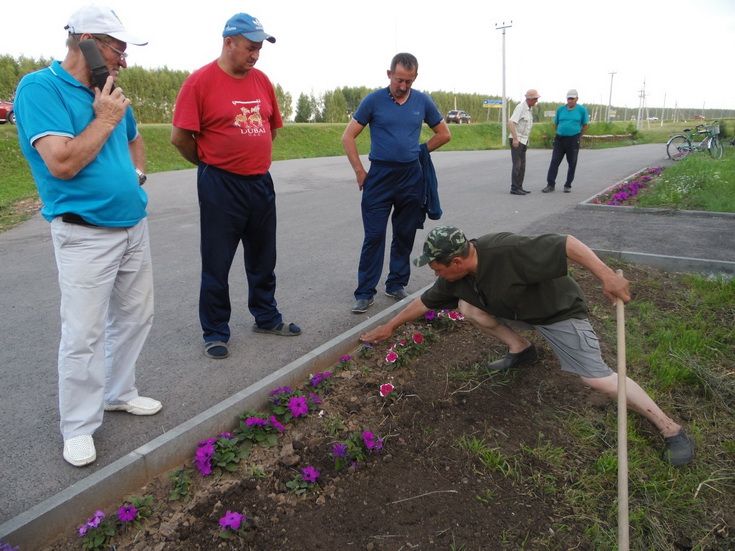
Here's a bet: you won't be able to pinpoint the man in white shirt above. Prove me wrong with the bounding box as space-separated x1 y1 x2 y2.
507 89 540 195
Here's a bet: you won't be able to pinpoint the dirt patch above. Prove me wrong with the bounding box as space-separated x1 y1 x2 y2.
42 265 734 550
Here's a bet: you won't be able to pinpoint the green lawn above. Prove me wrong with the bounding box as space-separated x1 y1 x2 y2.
2 119 733 230
635 147 735 212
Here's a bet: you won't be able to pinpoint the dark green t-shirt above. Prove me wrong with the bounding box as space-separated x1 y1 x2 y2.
420 233 588 325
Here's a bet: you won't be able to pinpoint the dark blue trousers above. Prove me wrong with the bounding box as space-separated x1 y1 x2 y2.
355 160 423 300
197 164 281 343
546 133 581 188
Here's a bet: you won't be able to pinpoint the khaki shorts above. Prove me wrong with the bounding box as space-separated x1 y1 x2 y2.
504 317 613 379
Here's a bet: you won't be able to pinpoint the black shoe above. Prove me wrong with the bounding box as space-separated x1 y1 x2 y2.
520 188 531 194
385 288 409 301
351 297 375 314
541 186 555 193
204 341 230 359
563 186 571 193
486 345 537 371
662 429 694 466
510 189 526 196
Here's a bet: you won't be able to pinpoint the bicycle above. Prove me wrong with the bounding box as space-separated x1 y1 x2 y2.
666 122 723 160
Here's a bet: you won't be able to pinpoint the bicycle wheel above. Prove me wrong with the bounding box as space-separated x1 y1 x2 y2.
708 136 723 159
666 135 691 160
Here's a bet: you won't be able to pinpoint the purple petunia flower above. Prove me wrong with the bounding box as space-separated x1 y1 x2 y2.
117 504 138 523
270 386 293 397
331 442 348 458
362 431 384 452
218 431 234 440
269 415 286 433
301 465 320 483
310 371 333 387
88 510 105 529
245 417 268 427
339 354 352 363
424 310 437 321
194 438 216 476
308 392 322 406
218 510 245 531
77 525 88 537
288 396 309 418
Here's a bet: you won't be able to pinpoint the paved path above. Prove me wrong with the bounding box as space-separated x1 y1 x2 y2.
0 143 700 522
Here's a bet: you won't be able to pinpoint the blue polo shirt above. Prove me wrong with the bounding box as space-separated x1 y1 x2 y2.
15 60 146 226
353 87 443 163
554 104 590 137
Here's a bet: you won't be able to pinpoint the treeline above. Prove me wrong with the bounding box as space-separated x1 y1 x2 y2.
2 55 733 124
0 55 294 123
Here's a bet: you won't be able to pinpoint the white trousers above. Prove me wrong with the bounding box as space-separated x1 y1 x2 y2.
50 217 154 439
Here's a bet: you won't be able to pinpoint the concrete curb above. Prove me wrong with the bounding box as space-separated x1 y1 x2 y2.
578 202 735 219
0 290 425 549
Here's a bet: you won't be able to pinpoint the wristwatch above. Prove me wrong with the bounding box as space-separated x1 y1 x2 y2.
135 168 147 186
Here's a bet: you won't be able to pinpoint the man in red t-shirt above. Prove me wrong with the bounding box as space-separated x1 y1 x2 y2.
172 12 301 360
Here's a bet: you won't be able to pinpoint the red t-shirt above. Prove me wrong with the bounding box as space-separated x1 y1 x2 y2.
173 61 283 175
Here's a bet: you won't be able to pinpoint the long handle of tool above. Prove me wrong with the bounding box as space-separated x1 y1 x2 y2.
616 268 629 551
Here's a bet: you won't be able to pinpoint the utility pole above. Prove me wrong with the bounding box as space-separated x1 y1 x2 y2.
495 21 512 145
636 79 647 131
606 71 616 123
660 93 666 127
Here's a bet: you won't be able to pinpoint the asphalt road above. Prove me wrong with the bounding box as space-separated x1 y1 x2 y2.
0 144 667 522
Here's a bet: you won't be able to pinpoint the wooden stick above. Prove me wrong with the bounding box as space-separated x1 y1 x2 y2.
616 268 629 551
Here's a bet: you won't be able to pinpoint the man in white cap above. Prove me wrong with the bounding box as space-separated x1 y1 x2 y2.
14 5 162 468
543 89 590 193
171 13 301 361
507 89 540 195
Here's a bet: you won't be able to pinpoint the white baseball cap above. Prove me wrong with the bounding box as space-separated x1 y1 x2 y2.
65 5 147 45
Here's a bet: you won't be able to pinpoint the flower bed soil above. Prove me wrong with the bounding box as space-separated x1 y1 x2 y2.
42 265 719 550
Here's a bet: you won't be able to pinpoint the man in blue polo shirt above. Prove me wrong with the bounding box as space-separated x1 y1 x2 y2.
14 5 161 468
342 52 451 314
543 89 590 193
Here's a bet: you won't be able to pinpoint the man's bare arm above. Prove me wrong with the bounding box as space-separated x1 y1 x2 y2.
566 235 630 304
170 126 199 165
359 297 430 344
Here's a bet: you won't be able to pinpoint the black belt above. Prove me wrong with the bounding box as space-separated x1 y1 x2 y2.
61 213 99 227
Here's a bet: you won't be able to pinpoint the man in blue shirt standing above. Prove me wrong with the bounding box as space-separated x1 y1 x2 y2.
543 89 589 193
342 53 451 314
14 5 161 467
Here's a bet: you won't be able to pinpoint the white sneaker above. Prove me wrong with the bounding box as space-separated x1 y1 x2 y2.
63 435 96 467
104 396 162 416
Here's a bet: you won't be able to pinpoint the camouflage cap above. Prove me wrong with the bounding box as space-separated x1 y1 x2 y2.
413 226 468 266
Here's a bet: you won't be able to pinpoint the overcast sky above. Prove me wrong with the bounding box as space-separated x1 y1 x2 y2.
3 0 734 110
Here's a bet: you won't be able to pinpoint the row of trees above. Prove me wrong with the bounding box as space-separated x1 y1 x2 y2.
2 55 733 124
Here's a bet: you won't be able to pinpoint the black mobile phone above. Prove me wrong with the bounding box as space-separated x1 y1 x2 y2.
78 39 115 91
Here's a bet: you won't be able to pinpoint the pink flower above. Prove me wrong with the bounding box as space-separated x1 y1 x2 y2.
379 383 395 397
385 351 398 364
412 332 424 345
448 311 464 320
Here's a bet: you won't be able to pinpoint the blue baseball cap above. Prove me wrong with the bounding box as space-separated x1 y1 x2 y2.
222 13 275 43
